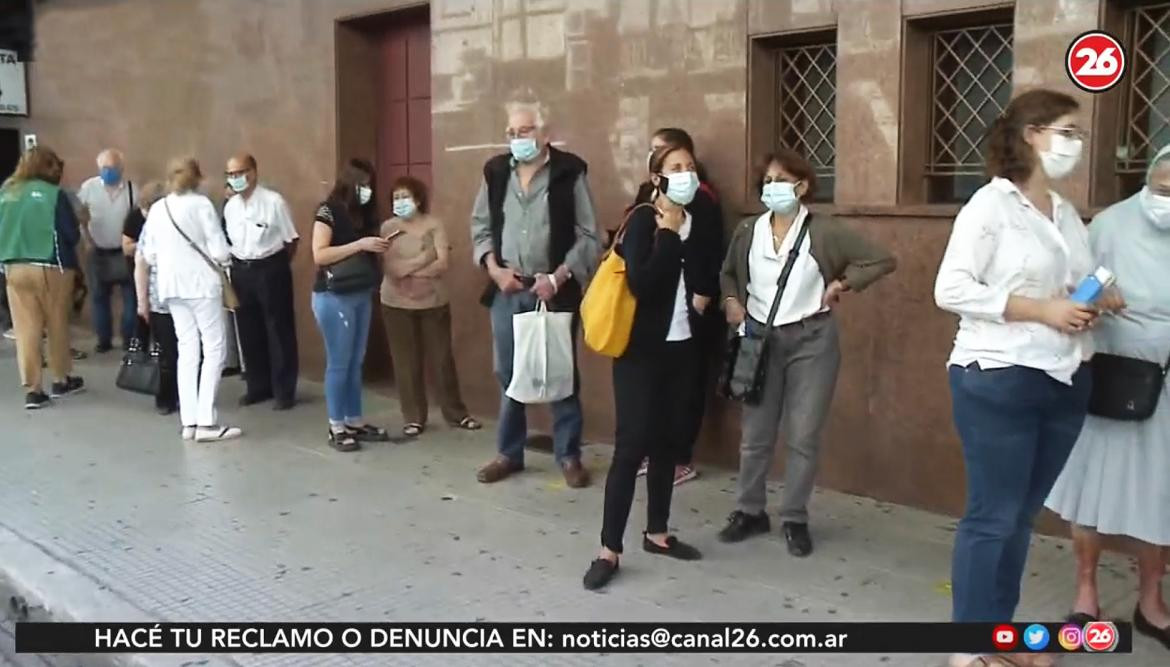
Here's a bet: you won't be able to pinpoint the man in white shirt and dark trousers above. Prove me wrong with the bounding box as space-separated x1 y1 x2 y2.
78 148 137 353
222 154 299 410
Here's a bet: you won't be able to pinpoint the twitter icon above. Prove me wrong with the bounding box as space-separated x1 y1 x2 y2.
1023 624 1050 651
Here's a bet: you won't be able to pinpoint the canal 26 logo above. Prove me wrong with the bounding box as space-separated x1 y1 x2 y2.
1066 31 1127 93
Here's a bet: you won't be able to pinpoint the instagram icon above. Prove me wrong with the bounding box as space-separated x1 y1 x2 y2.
1057 624 1083 651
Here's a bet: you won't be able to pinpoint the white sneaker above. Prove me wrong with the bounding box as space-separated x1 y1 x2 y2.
181 427 196 441
2 329 14 341
195 425 242 442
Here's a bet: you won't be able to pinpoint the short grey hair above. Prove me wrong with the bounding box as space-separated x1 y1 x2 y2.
504 92 548 129
1147 144 1170 184
96 148 124 167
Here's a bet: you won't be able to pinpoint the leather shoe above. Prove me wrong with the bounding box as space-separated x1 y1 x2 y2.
272 398 295 411
476 456 523 484
562 459 591 488
1135 605 1170 650
783 522 813 557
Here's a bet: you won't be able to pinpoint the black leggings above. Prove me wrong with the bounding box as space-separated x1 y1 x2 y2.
600 340 698 553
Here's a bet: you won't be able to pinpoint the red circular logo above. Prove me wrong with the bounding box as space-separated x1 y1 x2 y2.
1083 621 1119 652
1066 31 1126 92
992 625 1018 651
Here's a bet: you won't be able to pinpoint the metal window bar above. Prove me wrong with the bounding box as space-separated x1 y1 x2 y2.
775 42 837 182
1118 2 1170 174
926 23 1013 177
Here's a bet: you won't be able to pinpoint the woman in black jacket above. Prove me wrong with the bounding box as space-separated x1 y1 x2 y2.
583 139 721 591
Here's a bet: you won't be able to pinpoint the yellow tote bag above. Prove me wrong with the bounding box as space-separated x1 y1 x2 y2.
581 204 654 358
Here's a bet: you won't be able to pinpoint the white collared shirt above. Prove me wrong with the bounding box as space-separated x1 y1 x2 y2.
934 177 1094 384
78 176 135 249
223 185 299 260
140 193 232 302
665 211 693 342
745 207 826 328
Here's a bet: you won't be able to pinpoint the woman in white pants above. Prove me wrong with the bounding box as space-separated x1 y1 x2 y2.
139 157 241 442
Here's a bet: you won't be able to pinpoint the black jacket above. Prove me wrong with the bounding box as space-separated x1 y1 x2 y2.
618 203 721 356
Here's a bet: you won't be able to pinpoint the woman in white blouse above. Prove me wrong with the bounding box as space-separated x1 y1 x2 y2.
139 158 241 442
935 89 1123 667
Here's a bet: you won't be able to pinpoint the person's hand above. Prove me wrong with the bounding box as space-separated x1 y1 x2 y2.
1042 299 1099 334
655 204 684 233
823 280 848 308
725 298 746 326
490 264 525 294
137 301 150 320
1097 286 1127 314
531 273 558 302
692 294 711 313
356 236 389 253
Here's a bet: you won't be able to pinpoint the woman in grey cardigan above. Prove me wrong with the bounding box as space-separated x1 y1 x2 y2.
717 148 896 557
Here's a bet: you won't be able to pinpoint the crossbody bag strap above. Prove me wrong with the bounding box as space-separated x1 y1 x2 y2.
761 215 812 328
163 198 221 274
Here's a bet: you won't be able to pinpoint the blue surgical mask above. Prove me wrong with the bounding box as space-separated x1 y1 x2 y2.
761 181 800 214
509 137 541 163
662 171 700 206
392 198 417 219
356 185 372 205
227 175 248 193
99 166 122 186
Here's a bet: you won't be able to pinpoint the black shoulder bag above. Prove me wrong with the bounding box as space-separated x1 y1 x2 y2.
322 204 382 294
718 217 811 405
1087 347 1170 421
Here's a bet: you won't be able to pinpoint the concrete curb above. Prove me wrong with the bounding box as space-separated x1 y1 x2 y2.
0 525 236 667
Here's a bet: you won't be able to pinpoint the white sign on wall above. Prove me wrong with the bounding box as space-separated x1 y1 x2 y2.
0 49 29 116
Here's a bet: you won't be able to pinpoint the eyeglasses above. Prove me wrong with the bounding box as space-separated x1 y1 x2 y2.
1037 125 1088 141
504 126 537 140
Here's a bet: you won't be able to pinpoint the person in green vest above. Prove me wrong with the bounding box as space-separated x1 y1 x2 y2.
0 146 85 409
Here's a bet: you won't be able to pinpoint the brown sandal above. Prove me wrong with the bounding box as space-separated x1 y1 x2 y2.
476 456 523 483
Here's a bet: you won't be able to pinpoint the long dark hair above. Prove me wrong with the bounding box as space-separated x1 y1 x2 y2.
633 137 694 206
326 158 377 231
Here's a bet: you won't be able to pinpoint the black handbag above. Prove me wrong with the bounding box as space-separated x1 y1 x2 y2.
718 218 811 405
1087 349 1170 421
115 338 160 396
324 251 381 294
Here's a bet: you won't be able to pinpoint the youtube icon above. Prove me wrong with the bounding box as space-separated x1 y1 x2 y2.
992 625 1018 651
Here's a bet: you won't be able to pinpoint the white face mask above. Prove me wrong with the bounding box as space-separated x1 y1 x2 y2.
1038 134 1083 180
1140 186 1170 230
356 185 372 205
761 181 800 214
662 171 700 206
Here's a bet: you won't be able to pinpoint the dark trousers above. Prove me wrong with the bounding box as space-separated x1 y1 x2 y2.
949 363 1091 622
601 339 697 553
232 251 298 402
149 312 179 411
381 304 469 426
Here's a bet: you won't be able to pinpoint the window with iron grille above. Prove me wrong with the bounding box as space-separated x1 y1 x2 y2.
775 41 837 202
925 23 1013 203
1118 2 1170 196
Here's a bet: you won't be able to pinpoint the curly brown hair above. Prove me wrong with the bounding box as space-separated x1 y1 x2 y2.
985 88 1080 182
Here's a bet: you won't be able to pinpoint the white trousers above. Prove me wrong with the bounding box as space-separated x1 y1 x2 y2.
168 297 227 428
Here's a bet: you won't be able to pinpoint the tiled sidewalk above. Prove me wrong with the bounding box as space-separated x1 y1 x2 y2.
0 336 1161 666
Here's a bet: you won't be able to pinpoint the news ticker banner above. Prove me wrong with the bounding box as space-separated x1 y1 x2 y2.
16 621 1129 654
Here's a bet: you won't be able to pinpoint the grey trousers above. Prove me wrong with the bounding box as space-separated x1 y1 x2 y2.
736 314 841 523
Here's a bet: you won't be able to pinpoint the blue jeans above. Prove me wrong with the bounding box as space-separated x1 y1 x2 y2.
949 363 1091 622
91 277 138 346
489 290 583 466
311 290 372 423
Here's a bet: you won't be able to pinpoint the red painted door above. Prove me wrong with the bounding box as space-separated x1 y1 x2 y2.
376 14 431 204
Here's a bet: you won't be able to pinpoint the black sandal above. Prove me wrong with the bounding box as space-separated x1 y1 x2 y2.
329 429 360 452
456 416 482 431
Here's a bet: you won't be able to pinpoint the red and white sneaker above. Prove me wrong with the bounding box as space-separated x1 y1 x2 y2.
673 465 698 486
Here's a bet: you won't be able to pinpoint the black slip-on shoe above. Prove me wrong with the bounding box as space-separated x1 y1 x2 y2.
642 534 702 561
583 558 619 591
783 522 813 557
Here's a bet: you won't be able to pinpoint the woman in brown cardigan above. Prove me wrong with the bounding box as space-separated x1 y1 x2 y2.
716 148 896 557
